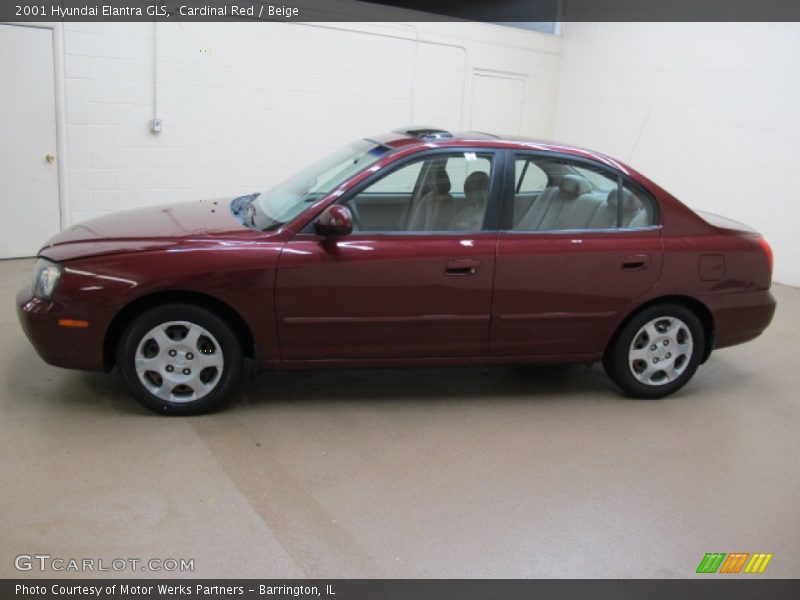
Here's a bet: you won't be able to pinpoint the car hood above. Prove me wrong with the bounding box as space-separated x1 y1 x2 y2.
40 196 266 262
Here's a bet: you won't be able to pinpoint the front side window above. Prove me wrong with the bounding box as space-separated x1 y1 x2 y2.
344 151 494 232
511 155 655 231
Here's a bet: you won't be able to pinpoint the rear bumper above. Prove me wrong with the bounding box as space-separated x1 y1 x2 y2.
17 285 106 371
704 289 776 350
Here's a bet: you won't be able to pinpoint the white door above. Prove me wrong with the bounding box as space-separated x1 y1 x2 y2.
470 74 524 135
0 24 61 258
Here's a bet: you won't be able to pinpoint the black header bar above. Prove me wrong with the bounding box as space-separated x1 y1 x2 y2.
2 0 800 23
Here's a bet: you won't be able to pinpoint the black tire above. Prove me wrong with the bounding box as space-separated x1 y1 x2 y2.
603 303 705 399
117 303 242 415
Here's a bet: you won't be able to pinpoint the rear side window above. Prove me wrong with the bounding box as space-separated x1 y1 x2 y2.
511 155 656 231
573 166 615 193
515 159 548 193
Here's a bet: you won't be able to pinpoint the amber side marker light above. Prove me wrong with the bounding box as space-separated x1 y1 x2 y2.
757 237 774 275
58 319 90 328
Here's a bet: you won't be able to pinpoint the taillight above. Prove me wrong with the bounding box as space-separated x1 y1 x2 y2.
757 237 773 275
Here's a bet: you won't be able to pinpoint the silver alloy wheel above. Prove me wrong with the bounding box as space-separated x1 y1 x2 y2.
628 316 694 386
135 321 224 403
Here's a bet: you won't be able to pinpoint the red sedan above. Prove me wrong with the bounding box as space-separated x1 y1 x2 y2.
17 128 776 414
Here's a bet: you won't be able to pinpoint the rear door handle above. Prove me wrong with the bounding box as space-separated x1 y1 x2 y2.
622 254 651 270
445 258 480 276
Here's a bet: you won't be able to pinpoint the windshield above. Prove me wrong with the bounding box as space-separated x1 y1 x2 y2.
246 140 389 231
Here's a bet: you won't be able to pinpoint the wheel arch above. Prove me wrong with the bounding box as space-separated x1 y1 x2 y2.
607 295 715 364
103 290 255 371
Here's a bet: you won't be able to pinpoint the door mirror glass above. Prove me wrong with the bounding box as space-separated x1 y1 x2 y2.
315 205 353 237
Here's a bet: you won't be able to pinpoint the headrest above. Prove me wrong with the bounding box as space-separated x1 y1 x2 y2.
426 166 451 194
464 171 490 195
607 188 638 212
559 174 591 195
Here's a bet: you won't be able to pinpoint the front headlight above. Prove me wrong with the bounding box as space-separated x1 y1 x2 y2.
32 258 62 299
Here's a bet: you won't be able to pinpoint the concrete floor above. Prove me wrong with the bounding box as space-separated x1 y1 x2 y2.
1 257 798 579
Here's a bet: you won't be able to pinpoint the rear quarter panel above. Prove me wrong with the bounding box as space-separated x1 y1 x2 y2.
633 181 774 350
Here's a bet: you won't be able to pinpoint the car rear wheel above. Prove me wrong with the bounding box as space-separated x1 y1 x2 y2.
603 303 705 399
117 304 242 415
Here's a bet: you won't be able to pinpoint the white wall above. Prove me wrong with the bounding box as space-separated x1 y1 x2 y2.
61 20 561 224
553 23 800 287
56 20 799 285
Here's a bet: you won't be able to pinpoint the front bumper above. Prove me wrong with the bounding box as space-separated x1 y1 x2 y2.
17 285 106 371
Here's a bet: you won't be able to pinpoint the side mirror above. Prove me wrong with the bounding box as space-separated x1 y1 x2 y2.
315 205 353 237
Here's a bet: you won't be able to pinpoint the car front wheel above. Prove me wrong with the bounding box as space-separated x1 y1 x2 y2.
117 304 242 415
603 303 705 399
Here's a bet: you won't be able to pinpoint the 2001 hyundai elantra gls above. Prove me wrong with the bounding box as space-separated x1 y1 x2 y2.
17 127 776 414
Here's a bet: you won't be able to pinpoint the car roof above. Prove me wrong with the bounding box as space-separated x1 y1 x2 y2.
368 127 630 173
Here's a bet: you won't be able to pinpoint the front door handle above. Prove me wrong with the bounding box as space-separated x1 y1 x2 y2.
445 258 480 276
622 254 651 270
